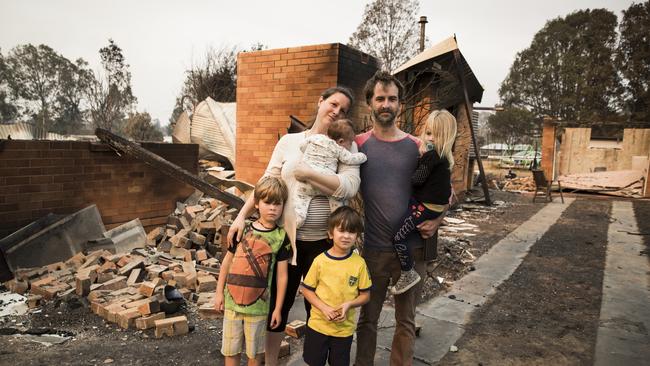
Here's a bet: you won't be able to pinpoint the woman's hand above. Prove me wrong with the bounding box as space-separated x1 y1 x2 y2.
293 162 314 183
227 214 246 246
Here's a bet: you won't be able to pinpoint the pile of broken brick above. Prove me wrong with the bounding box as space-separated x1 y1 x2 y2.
502 176 536 192
3 192 238 339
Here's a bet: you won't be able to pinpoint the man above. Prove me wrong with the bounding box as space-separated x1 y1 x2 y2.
354 70 445 365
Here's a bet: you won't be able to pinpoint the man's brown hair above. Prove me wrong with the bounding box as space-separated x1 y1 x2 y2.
363 70 404 105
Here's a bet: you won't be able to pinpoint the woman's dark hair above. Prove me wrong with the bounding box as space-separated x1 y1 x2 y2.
321 86 355 108
327 206 364 234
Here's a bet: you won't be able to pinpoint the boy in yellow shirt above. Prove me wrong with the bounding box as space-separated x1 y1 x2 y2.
301 206 372 366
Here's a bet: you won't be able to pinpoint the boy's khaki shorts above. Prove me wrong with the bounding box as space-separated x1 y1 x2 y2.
221 309 267 358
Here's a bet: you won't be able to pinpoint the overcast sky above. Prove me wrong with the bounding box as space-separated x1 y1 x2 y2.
0 0 637 125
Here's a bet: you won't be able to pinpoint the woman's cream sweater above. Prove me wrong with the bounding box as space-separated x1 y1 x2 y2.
264 131 360 265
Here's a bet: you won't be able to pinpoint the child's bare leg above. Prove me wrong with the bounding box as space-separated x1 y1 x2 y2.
248 353 264 366
225 355 240 366
264 331 284 366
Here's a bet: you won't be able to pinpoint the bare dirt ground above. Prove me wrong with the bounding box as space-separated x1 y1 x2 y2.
419 189 544 303
437 196 650 366
633 199 650 255
0 298 223 365
0 189 550 366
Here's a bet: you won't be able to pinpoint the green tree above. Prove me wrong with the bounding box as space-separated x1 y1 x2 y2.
617 1 650 121
184 45 238 105
348 0 421 71
123 111 163 141
0 50 18 123
4 44 67 130
87 39 137 132
171 43 266 122
499 9 621 121
0 90 17 123
488 108 538 149
51 58 94 134
169 95 192 126
165 120 174 136
2 45 95 130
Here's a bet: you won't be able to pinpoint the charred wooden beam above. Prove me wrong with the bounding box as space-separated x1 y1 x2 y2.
289 115 307 133
95 128 244 210
452 48 491 205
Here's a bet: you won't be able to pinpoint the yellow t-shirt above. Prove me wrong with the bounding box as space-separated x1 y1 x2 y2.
301 250 372 337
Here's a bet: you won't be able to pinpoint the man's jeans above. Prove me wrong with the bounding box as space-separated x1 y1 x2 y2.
355 247 426 366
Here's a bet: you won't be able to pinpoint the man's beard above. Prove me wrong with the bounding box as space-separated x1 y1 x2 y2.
372 108 397 127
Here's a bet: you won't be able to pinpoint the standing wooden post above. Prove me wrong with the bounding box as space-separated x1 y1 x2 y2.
452 49 491 205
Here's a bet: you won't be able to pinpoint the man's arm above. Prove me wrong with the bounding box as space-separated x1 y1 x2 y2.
416 204 448 239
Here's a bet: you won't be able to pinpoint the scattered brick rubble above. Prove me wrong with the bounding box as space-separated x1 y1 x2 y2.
3 192 237 338
502 176 536 192
420 200 512 298
2 187 521 350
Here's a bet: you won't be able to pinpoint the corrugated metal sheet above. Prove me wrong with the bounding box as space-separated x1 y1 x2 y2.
0 122 73 140
190 98 236 165
172 111 191 143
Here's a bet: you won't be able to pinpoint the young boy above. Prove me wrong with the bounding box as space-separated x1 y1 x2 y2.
301 206 372 366
295 119 367 227
215 176 291 366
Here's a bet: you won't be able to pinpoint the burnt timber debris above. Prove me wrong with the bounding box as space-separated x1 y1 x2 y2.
95 128 244 210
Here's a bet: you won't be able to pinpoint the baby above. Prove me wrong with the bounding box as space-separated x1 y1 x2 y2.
295 119 367 227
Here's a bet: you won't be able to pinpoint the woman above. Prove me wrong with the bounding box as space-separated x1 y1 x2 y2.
227 86 361 365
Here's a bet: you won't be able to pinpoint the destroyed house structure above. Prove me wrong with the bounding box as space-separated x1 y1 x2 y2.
172 98 236 170
392 36 485 201
0 140 198 280
540 119 650 198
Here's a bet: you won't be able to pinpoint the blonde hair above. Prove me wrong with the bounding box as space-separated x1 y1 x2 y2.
420 110 457 170
254 176 288 205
